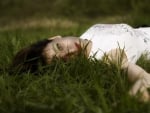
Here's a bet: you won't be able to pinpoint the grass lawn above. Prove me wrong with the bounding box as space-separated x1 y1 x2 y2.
1 20 150 113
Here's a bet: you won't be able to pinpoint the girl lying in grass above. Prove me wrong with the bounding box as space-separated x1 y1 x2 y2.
12 24 150 102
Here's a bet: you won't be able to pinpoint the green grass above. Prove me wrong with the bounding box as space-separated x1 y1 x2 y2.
1 25 150 113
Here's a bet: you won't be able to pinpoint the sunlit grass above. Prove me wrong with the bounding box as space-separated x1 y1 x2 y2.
0 18 79 31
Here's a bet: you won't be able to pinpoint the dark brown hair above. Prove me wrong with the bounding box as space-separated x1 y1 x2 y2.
11 39 52 73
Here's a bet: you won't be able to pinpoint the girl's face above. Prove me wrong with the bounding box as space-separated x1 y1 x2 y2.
42 36 92 64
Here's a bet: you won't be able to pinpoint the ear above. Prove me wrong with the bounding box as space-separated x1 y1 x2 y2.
48 35 62 40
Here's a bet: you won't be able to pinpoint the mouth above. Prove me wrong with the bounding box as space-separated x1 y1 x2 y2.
75 42 82 51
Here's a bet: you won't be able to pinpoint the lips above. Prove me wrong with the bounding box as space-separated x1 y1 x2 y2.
75 42 82 51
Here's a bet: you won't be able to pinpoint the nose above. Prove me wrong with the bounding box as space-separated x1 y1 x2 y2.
84 39 89 41
84 39 91 44
82 39 91 46
74 39 92 52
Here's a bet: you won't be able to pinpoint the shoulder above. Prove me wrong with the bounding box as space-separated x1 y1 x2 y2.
83 23 133 35
81 23 133 36
89 23 132 29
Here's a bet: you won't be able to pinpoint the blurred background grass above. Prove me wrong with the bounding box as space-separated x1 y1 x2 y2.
0 0 150 30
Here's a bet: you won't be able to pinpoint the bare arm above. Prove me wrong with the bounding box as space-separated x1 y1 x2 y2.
106 49 150 102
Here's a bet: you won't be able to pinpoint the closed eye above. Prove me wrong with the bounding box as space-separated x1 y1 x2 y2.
53 43 63 52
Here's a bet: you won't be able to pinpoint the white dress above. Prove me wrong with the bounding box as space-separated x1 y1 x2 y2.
80 24 150 63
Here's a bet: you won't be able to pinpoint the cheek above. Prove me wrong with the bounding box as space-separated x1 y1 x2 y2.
67 43 81 53
62 43 81 57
